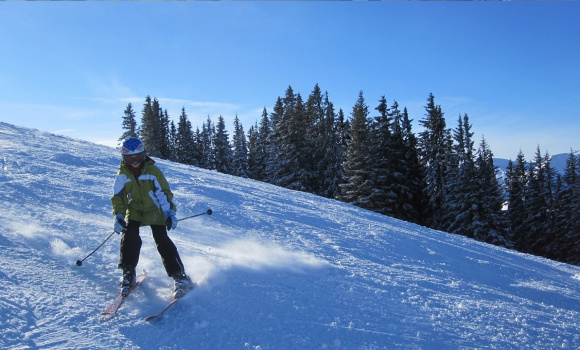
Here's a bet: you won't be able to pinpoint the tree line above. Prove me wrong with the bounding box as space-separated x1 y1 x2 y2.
119 85 580 265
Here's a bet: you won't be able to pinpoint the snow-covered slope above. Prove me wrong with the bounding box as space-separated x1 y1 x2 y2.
1 121 580 350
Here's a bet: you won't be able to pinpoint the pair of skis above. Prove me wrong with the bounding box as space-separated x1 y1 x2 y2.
101 271 186 322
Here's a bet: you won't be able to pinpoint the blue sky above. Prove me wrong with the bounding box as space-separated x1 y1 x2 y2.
1 1 578 160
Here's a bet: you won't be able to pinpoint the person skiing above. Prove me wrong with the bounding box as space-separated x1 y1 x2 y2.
111 137 194 298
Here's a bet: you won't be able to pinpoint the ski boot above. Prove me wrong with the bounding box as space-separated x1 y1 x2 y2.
173 273 195 299
119 267 136 296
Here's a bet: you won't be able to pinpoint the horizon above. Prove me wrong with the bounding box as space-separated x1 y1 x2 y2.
1 2 579 160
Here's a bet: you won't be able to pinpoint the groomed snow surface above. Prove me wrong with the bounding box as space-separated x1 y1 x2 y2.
1 121 580 350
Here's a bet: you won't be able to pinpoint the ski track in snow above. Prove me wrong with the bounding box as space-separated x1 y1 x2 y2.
1 121 580 349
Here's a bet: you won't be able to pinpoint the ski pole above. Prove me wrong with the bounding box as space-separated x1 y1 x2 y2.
75 230 119 266
76 209 212 266
178 209 213 222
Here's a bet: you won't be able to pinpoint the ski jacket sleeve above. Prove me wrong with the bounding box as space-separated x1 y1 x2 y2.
143 164 176 214
111 166 130 217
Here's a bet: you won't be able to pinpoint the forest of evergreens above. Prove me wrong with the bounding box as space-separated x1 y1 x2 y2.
119 85 580 266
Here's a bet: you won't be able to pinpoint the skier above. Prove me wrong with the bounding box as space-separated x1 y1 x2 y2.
111 137 194 298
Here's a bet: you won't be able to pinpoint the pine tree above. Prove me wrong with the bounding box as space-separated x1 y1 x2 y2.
158 109 172 160
276 87 311 191
192 127 204 167
251 108 270 181
265 98 283 184
214 115 233 174
418 93 453 229
506 151 528 248
473 137 508 246
554 150 580 263
366 96 396 215
441 114 477 237
200 116 215 170
540 151 559 256
317 92 344 199
139 96 158 156
138 97 170 159
232 115 249 178
519 147 551 255
247 123 259 179
150 98 164 158
339 91 374 209
168 120 177 162
399 107 427 224
337 108 350 153
383 101 408 220
119 103 138 141
305 84 326 194
175 108 195 165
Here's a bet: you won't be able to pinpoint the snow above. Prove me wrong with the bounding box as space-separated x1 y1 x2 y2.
1 120 580 349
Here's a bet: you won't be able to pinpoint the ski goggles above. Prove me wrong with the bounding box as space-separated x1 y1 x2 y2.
123 152 145 166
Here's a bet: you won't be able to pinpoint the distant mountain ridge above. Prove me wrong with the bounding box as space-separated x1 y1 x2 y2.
494 152 572 176
493 153 577 189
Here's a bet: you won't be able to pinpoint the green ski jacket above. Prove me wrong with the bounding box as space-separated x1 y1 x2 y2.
111 157 176 226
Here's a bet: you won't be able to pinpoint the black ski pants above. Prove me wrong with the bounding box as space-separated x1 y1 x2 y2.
118 220 186 278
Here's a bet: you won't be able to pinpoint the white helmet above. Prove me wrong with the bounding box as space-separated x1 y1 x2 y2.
121 137 145 155
121 137 145 167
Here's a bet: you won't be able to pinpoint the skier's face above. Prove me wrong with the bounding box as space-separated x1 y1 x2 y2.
123 152 144 168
